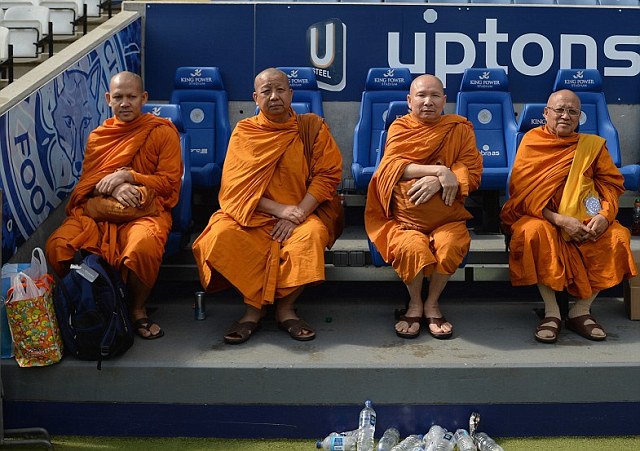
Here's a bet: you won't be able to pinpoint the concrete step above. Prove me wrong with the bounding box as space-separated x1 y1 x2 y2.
2 280 639 439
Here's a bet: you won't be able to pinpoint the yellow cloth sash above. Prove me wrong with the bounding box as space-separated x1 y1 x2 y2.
557 134 606 240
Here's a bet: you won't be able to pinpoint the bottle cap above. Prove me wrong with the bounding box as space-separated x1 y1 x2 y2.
316 440 322 448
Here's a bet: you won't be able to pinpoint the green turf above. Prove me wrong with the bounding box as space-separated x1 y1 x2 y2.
46 436 640 450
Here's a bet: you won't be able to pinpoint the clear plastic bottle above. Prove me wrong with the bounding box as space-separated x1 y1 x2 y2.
422 425 446 450
377 427 401 451
341 428 360 437
453 429 476 451
428 430 454 451
390 434 423 451
473 432 504 451
317 432 357 450
356 400 377 451
632 198 640 236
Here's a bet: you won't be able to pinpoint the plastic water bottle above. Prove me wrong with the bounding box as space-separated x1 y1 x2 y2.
427 430 454 451
357 400 377 451
473 432 504 451
390 435 423 450
632 198 640 236
341 429 361 437
317 432 357 450
377 427 400 451
453 429 477 451
423 425 446 449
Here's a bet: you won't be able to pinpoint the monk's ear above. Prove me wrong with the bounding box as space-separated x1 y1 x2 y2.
252 92 258 104
142 91 149 105
105 91 111 105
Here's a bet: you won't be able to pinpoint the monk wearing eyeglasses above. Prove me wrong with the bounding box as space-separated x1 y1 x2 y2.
500 89 636 344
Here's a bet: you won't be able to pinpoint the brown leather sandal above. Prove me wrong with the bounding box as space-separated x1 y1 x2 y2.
565 314 607 341
277 318 316 341
535 316 561 344
223 320 261 344
425 316 453 340
395 315 422 339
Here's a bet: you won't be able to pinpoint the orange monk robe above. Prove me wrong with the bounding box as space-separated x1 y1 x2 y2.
192 111 342 309
46 114 183 288
365 114 482 283
500 125 637 299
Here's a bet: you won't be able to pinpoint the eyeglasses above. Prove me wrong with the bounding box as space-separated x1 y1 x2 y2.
546 106 581 117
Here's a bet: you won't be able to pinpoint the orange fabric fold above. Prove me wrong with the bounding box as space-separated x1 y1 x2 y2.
500 125 636 298
46 114 183 288
192 111 342 308
365 114 482 282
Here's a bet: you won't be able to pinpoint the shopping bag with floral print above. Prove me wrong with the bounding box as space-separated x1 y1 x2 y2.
6 269 63 367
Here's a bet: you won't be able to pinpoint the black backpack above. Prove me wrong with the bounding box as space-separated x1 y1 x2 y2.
54 251 134 369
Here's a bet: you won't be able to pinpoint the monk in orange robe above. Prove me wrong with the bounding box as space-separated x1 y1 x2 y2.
46 71 183 340
365 74 482 340
192 68 342 344
500 89 636 343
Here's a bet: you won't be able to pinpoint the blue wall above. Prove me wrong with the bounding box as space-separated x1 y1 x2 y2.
144 4 640 103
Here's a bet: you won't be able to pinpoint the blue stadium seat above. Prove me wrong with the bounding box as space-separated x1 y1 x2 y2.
516 103 546 149
456 67 517 232
142 103 193 258
352 67 412 193
368 100 410 267
553 68 640 191
456 68 518 191
277 66 324 117
170 67 231 191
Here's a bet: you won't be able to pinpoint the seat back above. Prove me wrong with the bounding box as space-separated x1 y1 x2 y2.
516 103 546 149
277 66 324 117
456 67 517 190
0 26 9 62
170 66 231 190
553 68 621 167
351 67 412 192
142 103 193 257
375 100 410 167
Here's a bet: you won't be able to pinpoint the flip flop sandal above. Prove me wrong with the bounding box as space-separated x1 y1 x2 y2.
534 316 561 344
223 320 261 344
277 318 316 341
425 316 453 340
395 315 422 339
133 317 165 340
566 314 607 341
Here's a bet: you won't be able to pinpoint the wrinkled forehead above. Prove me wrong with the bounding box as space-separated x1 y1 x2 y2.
411 76 444 96
548 91 581 109
255 73 290 91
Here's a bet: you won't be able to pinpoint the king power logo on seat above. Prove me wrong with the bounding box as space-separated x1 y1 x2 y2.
307 18 347 92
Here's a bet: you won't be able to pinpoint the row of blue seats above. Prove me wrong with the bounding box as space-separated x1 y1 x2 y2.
147 65 639 258
352 67 640 194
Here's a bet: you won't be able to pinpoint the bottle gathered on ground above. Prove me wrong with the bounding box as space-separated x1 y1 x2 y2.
632 198 640 236
316 432 357 450
356 400 377 451
426 430 454 451
473 432 504 451
452 429 477 451
390 434 423 450
377 427 400 451
422 425 446 449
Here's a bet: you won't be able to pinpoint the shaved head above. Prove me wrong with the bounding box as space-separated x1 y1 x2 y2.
254 68 290 91
253 68 293 123
407 74 446 124
110 71 144 93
